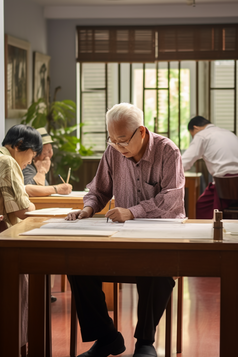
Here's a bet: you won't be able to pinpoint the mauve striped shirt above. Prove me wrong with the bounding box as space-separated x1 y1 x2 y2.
84 129 185 219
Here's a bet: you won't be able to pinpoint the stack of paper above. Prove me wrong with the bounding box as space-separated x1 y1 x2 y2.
223 220 238 236
25 208 80 216
50 191 87 197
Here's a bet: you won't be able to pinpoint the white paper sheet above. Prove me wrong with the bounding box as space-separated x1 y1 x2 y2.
112 223 214 239
223 220 238 236
44 218 80 223
25 208 80 216
20 228 117 237
41 218 124 231
50 191 87 197
126 218 188 224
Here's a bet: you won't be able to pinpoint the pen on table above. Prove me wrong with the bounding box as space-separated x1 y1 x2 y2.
58 174 65 183
66 167 71 184
107 199 112 223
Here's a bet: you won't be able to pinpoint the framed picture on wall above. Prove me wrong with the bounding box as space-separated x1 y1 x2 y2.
5 34 30 119
33 52 51 103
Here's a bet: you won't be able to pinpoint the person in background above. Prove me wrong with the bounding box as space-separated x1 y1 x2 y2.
0 124 42 347
182 116 238 218
66 103 185 357
23 127 72 197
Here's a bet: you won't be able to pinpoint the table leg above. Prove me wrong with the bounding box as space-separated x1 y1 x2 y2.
0 250 21 356
28 274 46 357
61 274 67 292
220 252 238 356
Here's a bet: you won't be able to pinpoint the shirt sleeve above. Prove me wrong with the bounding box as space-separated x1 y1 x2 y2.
129 146 185 219
182 135 205 172
22 164 38 185
0 160 31 214
83 153 113 214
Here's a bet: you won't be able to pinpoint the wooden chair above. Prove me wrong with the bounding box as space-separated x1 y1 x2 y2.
214 176 238 219
70 277 183 357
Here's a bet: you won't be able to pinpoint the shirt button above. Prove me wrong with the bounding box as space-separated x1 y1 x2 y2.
137 178 139 181
138 189 140 192
136 164 139 167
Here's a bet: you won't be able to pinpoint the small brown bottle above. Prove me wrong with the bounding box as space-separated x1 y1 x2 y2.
213 209 223 241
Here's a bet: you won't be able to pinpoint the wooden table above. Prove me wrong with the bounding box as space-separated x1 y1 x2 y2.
29 194 115 294
185 172 202 219
29 194 115 214
0 217 238 356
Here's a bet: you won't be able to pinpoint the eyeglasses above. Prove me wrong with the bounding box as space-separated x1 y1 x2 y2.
107 127 139 148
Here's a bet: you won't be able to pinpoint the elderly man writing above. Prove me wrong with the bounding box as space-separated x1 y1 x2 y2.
67 103 185 357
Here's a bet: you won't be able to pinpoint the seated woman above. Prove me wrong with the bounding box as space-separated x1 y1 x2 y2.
0 124 42 347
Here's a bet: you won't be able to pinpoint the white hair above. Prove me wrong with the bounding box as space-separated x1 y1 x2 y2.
106 103 144 131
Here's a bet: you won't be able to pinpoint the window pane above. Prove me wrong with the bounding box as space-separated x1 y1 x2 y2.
120 63 130 103
198 61 209 119
145 63 156 89
158 62 168 89
144 89 156 132
132 64 143 111
169 63 179 147
211 89 234 131
81 91 106 152
107 63 119 109
180 61 194 151
180 67 191 151
158 90 168 134
211 60 235 88
82 63 105 90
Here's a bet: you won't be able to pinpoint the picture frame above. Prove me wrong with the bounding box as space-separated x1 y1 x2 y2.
5 34 30 119
33 52 51 103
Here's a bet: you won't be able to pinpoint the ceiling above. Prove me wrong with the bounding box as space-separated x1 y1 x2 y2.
27 0 238 6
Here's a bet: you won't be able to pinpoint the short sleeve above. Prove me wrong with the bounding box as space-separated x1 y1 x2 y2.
0 158 31 214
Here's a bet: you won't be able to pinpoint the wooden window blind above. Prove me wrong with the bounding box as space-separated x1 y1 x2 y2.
76 26 156 62
77 25 238 62
156 24 238 61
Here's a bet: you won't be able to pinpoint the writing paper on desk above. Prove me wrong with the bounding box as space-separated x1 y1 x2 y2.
126 218 188 224
113 223 213 239
44 218 79 223
41 218 124 231
25 208 80 216
50 191 87 197
223 220 238 236
20 228 117 237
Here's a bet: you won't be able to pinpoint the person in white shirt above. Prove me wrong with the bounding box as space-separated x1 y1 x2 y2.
182 116 238 218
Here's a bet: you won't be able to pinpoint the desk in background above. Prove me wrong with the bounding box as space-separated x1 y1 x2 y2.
29 192 115 214
184 172 202 219
0 217 238 357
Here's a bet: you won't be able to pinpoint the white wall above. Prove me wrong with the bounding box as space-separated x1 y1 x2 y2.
4 0 47 133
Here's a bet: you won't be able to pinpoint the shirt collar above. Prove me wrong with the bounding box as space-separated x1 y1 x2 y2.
133 128 154 165
204 124 215 130
0 146 11 156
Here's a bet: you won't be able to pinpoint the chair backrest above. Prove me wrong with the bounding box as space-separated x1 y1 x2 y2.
214 176 238 200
